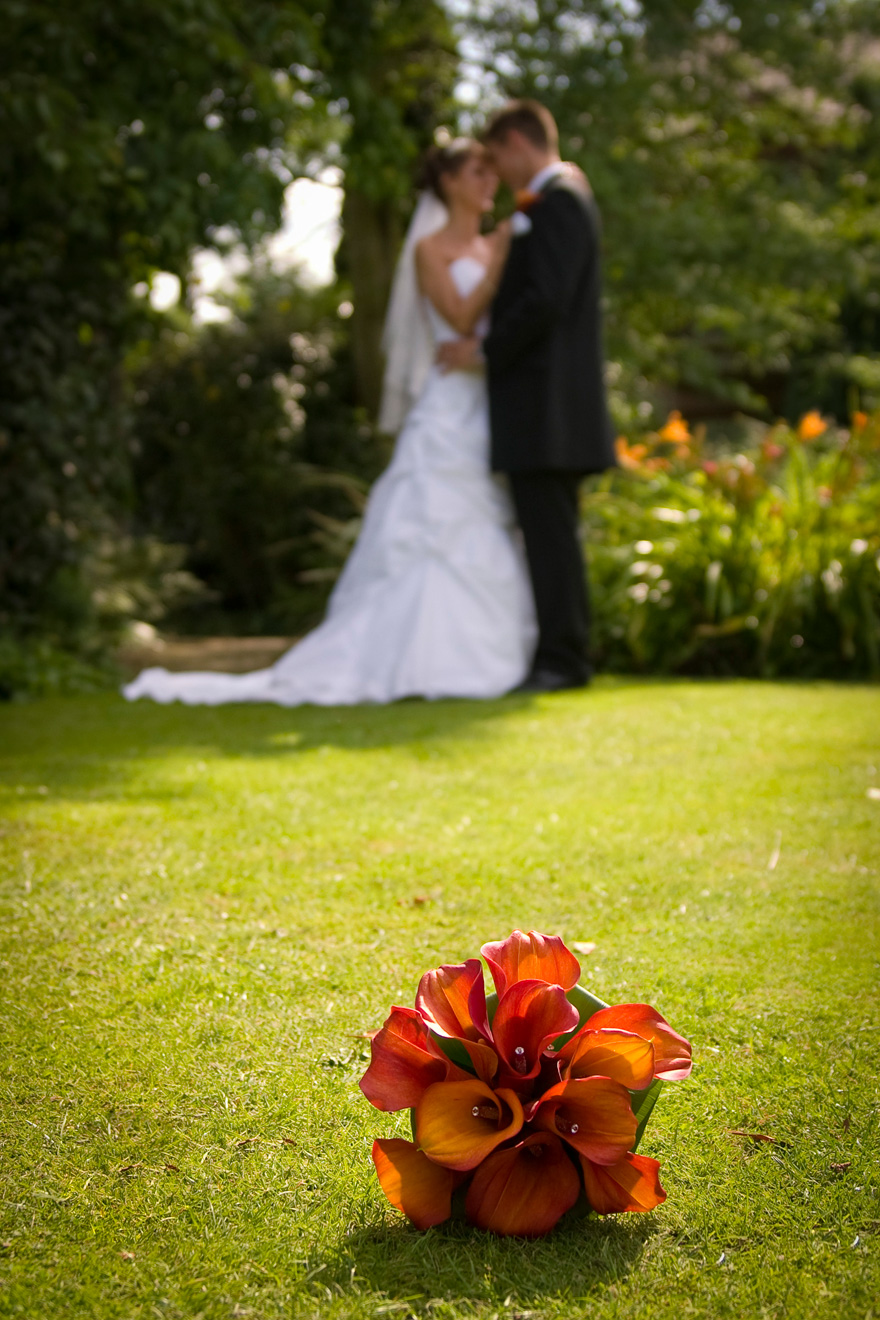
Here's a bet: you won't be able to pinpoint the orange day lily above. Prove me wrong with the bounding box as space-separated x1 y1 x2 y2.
360 929 692 1236
615 436 649 470
798 410 827 441
658 410 691 445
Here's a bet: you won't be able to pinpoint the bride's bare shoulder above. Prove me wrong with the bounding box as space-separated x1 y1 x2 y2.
415 232 450 266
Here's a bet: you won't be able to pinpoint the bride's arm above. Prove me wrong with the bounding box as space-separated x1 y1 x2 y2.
415 228 510 336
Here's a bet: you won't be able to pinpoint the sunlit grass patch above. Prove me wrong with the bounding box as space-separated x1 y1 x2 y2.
1 681 878 1319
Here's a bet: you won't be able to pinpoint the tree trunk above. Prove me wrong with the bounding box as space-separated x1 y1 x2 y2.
341 187 403 419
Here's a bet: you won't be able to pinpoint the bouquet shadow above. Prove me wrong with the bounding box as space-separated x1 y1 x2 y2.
324 1210 659 1309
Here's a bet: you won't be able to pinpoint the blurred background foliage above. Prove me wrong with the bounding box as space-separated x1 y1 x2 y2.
589 410 880 679
1 0 879 696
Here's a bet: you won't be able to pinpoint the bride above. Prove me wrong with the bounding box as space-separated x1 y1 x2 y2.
123 139 536 706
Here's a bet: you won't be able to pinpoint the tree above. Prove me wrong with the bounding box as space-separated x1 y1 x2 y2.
0 0 319 641
319 0 458 415
129 265 381 633
466 0 880 427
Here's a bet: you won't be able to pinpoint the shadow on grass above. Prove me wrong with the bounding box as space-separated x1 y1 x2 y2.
0 675 718 805
325 1212 658 1309
0 691 552 802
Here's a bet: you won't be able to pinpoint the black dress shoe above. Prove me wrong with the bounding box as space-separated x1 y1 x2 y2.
511 668 591 695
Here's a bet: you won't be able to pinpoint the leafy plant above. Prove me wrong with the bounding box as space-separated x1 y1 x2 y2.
129 267 382 634
585 410 880 678
467 0 880 426
0 0 320 643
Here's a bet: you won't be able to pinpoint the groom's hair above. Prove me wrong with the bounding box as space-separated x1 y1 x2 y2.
483 100 559 152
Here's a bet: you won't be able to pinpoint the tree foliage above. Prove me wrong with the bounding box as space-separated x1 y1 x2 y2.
318 0 459 413
129 268 380 633
468 0 880 427
0 0 318 638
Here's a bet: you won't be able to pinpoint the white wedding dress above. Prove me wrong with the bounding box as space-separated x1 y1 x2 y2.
123 257 536 707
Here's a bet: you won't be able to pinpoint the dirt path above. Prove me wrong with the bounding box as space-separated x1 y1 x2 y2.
118 636 296 677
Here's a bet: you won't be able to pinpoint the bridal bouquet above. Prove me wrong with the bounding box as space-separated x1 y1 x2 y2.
359 930 691 1237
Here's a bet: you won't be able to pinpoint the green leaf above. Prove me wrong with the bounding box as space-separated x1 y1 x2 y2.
630 1079 664 1153
552 982 610 1050
429 1032 473 1073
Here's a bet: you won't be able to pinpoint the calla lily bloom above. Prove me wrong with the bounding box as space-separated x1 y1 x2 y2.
416 958 491 1042
580 1150 666 1215
416 1078 524 1170
534 1076 637 1165
359 1006 466 1112
481 930 581 997
361 930 691 1236
492 979 579 1080
558 1026 655 1091
583 1004 692 1081
465 1131 581 1237
451 1037 502 1085
372 1138 457 1229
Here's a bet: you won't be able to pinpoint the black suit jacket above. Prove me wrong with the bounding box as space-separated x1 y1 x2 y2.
484 171 616 475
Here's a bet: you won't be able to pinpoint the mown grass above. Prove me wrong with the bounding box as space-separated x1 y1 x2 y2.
1 680 878 1320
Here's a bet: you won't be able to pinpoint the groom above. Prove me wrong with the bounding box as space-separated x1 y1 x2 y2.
437 100 615 692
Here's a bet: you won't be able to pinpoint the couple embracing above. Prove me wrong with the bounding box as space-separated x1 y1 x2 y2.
124 102 616 708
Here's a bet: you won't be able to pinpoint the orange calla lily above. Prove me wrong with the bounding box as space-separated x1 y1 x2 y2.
359 1006 461 1112
454 1037 500 1084
361 931 692 1236
491 978 579 1080
372 1138 457 1229
465 1131 580 1237
416 1078 524 1170
481 930 581 997
533 1076 637 1165
580 1150 666 1215
557 1026 655 1091
514 188 541 212
416 958 491 1042
583 1004 692 1080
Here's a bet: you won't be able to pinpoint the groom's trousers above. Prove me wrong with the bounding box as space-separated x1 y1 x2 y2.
508 471 591 684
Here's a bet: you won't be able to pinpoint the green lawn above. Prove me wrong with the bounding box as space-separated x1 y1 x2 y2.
1 681 878 1320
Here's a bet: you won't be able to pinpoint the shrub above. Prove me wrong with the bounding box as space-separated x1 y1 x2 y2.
129 269 382 635
585 411 880 678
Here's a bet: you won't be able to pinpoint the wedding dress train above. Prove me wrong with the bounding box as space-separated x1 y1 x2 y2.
122 257 536 706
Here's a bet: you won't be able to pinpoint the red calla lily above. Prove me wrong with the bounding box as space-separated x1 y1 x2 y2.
584 1004 692 1081
372 1139 456 1229
416 1078 524 1170
481 930 581 997
533 1076 637 1165
361 931 690 1236
580 1150 666 1214
492 979 579 1080
359 1006 463 1112
557 1026 655 1091
465 1131 581 1237
416 958 491 1042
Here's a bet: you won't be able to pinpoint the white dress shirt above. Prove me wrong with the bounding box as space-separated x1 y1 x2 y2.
526 160 568 194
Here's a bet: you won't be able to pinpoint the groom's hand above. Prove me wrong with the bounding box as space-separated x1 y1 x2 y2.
436 337 483 373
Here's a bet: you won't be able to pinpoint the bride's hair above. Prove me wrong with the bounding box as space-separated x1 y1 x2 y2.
418 138 482 202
